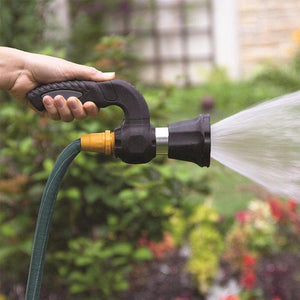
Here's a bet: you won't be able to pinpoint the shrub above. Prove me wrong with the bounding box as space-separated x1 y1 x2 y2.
170 200 224 294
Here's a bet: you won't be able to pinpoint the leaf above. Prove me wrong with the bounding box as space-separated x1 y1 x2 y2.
110 242 132 255
83 185 102 203
133 247 153 261
66 187 81 200
112 257 129 266
75 256 93 266
70 283 87 294
114 279 129 291
43 158 54 173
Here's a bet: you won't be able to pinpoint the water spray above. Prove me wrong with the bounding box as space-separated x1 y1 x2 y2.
25 79 211 299
211 91 300 200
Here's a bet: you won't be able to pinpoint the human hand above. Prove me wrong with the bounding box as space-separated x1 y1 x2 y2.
0 47 115 121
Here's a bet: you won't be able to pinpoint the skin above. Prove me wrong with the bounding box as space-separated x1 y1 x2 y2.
0 47 115 121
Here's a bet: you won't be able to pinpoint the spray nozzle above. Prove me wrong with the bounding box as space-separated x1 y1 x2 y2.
27 79 210 166
167 114 211 167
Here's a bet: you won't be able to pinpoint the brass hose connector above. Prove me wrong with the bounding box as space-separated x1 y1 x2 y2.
81 130 115 155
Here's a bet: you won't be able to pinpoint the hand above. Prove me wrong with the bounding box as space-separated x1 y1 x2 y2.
0 47 115 121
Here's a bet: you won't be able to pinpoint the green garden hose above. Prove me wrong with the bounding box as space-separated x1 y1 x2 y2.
25 139 81 300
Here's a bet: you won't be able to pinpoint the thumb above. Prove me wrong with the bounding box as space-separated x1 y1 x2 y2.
68 63 115 81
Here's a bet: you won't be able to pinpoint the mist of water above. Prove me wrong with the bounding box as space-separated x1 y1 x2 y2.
211 91 300 200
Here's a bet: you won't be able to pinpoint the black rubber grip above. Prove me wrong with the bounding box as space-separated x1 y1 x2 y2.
27 79 150 120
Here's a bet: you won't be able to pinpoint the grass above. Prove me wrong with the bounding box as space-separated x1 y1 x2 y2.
208 162 255 216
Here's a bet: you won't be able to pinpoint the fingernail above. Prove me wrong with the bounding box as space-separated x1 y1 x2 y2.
102 72 115 79
68 99 77 110
55 97 64 108
43 97 51 106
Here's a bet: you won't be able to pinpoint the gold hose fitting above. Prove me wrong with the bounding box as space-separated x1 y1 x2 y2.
81 130 115 155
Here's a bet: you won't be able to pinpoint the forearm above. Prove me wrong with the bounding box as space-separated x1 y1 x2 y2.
0 47 27 91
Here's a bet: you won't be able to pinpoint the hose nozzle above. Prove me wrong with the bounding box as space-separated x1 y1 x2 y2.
156 114 211 167
81 131 115 155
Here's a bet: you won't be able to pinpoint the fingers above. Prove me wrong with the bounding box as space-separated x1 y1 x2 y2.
83 101 99 117
67 97 88 120
43 96 99 122
54 95 74 122
43 96 60 120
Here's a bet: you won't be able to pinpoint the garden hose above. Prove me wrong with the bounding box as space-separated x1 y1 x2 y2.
25 139 81 300
25 133 115 300
25 79 211 299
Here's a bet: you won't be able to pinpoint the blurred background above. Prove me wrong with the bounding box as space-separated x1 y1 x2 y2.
1 0 300 299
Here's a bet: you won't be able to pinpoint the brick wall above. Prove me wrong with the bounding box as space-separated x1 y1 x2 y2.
239 0 300 74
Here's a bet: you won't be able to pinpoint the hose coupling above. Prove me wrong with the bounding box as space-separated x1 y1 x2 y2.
81 131 115 154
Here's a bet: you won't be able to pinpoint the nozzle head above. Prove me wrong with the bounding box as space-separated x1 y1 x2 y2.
168 114 211 167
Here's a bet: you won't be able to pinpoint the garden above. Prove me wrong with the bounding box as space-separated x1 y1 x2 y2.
1 1 300 299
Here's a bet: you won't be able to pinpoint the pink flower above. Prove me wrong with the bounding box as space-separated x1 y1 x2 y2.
235 211 249 225
220 295 240 300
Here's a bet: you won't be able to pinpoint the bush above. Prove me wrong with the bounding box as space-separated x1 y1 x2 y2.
222 198 300 299
169 201 224 295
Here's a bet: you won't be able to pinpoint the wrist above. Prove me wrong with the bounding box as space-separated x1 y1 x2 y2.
0 47 27 91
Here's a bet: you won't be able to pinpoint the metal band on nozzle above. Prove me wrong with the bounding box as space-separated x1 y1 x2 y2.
155 127 169 155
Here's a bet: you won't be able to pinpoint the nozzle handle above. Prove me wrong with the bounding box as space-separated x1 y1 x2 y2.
27 79 150 120
27 79 156 164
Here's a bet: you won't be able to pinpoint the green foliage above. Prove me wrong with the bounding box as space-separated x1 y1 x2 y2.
169 201 224 294
53 237 152 297
251 47 300 94
92 35 139 81
68 0 134 64
186 201 224 294
0 0 50 51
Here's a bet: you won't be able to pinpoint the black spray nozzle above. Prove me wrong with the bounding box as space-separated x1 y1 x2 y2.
167 114 211 167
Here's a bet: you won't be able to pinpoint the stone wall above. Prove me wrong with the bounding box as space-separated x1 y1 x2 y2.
239 0 300 75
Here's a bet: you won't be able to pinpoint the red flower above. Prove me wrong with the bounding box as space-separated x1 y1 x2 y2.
242 254 256 267
269 199 284 220
241 271 256 289
288 199 297 211
138 233 175 259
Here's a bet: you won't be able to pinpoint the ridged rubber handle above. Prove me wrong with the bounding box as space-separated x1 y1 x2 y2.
27 79 150 120
27 80 116 111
